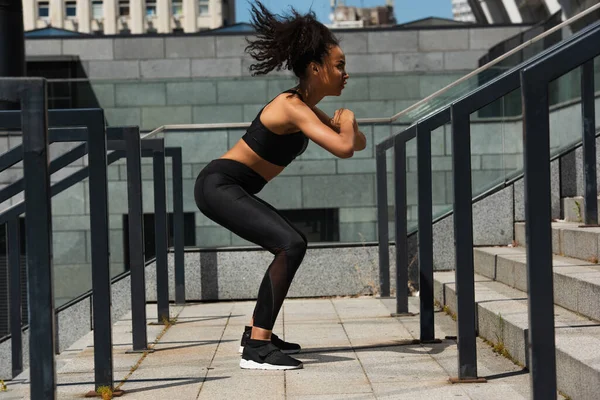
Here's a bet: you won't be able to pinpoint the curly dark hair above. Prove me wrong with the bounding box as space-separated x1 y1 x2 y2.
245 1 339 77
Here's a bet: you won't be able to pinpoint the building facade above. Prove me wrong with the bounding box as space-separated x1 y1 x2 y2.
21 0 236 35
452 0 476 22
464 0 595 24
329 0 396 28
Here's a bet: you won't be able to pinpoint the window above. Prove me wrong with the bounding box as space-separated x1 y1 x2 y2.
65 1 77 18
199 0 209 16
146 0 157 17
279 209 339 242
26 58 87 109
38 1 49 18
92 0 103 19
119 0 129 16
172 0 183 17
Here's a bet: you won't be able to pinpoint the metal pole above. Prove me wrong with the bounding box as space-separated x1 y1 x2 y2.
0 1 25 110
393 135 409 315
8 218 22 377
416 124 435 342
375 146 390 297
450 105 479 381
581 60 597 226
87 114 114 391
124 127 148 351
20 79 56 399
521 68 557 400
153 145 170 323
171 148 186 305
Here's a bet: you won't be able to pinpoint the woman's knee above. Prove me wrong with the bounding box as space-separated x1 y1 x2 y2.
283 234 307 260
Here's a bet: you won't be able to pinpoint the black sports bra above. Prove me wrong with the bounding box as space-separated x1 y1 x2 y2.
241 89 309 167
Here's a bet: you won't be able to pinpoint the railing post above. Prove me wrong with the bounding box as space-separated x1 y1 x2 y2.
124 127 149 352
416 124 435 342
393 131 411 315
19 79 57 399
170 147 186 305
450 104 481 382
8 218 23 377
581 60 597 226
86 112 115 393
521 66 557 400
376 145 390 297
153 140 170 323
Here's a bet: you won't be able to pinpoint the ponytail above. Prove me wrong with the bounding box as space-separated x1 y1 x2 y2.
245 1 339 77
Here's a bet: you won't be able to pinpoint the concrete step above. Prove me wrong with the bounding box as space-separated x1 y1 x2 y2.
562 196 600 223
434 271 600 400
474 246 600 322
515 221 600 263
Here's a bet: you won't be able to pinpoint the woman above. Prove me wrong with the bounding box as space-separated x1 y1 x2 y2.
194 1 366 371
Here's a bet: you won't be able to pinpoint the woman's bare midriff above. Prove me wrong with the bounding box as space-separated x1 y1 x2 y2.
220 139 285 182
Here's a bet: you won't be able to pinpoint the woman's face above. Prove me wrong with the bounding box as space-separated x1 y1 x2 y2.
316 45 349 96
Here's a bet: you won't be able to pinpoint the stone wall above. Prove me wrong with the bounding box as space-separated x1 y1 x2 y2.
25 26 527 129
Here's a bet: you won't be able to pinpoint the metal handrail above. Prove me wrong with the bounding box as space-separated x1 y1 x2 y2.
377 16 599 400
139 2 600 140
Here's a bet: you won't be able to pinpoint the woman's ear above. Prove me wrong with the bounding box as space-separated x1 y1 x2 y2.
309 62 319 75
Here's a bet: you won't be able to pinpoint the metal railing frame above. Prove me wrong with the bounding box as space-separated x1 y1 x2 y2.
0 108 114 393
0 111 185 395
375 17 600 399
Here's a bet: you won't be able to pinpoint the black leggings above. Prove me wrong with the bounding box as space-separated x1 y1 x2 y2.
194 159 307 330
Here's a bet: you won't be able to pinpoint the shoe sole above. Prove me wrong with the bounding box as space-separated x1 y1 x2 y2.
239 359 303 370
239 346 300 355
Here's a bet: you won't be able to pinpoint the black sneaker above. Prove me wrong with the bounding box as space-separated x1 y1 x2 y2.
240 339 303 370
239 326 301 354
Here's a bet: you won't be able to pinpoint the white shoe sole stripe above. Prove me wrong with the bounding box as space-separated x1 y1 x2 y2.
239 359 303 370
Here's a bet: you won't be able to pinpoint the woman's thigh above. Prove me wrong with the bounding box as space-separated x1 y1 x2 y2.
196 174 301 252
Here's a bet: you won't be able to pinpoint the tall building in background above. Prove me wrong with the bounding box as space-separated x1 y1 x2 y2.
329 0 396 28
451 0 476 22
453 0 598 25
22 0 236 35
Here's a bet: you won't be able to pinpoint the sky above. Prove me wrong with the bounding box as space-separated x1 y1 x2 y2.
235 0 454 25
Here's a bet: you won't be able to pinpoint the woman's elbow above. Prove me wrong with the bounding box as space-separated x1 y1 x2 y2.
337 146 355 159
354 141 366 151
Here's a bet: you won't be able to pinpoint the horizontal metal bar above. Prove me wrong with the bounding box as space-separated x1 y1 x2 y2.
48 127 88 142
107 141 127 151
141 139 165 151
108 140 168 154
106 126 140 141
0 108 104 130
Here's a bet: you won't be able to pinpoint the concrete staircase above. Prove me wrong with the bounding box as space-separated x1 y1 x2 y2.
434 221 600 400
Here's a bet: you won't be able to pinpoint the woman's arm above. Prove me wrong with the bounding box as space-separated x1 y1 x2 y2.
287 101 355 159
314 106 366 151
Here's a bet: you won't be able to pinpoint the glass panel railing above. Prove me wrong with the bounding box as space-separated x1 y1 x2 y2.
48 141 92 309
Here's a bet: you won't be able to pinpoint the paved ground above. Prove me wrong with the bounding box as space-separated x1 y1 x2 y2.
1 296 563 399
